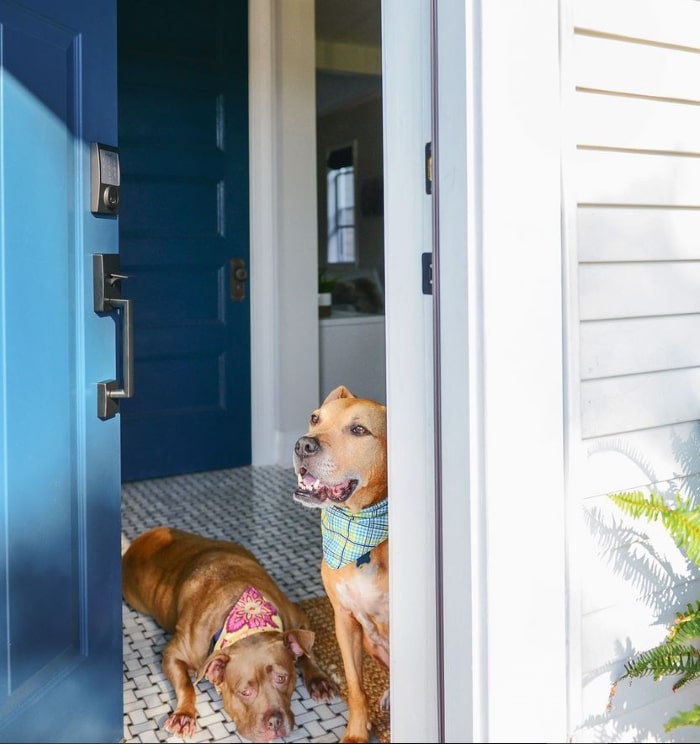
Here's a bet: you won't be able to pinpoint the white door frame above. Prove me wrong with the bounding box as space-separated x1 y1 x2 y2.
433 2 570 742
382 1 440 741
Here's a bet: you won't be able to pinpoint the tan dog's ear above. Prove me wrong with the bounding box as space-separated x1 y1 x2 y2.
284 629 315 658
323 385 357 404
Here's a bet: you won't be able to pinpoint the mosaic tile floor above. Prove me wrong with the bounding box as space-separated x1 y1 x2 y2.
121 465 377 743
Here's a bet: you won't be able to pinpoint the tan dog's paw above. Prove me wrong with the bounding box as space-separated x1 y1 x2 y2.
164 712 197 739
307 673 341 702
341 733 371 744
340 716 373 743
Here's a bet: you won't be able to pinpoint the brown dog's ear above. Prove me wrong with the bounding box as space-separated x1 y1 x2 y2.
196 652 229 689
284 629 315 658
323 385 357 404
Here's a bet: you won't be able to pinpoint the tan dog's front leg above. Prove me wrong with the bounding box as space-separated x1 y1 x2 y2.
333 607 371 743
161 641 198 738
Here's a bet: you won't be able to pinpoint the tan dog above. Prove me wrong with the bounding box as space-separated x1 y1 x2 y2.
122 526 339 743
292 385 389 743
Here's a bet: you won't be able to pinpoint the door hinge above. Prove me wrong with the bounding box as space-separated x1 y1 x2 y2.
422 252 432 295
425 142 432 195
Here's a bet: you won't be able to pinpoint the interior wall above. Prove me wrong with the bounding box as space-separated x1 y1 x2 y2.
249 0 319 466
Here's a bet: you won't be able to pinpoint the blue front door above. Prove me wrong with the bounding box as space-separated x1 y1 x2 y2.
0 1 123 741
117 0 252 481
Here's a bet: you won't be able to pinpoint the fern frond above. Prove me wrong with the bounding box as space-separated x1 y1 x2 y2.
608 487 700 731
609 491 700 565
668 602 700 644
672 668 700 692
665 705 700 733
609 490 669 522
621 643 700 682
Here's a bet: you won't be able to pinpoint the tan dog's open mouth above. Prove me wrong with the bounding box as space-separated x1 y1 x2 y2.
294 467 358 506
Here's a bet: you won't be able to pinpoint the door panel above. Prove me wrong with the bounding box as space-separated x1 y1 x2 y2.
0 0 122 741
118 0 251 481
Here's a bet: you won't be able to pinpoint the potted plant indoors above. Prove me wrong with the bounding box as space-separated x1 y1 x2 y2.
318 268 336 318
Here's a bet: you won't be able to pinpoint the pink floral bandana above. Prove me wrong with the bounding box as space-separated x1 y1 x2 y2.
211 586 283 653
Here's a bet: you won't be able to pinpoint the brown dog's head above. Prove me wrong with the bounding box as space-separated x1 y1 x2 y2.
293 385 387 514
197 628 314 743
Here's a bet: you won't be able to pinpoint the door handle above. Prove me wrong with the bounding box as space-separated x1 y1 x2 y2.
93 253 134 420
230 257 247 301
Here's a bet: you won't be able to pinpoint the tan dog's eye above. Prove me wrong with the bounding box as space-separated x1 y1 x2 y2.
238 687 254 699
275 673 288 685
351 424 370 436
310 413 319 425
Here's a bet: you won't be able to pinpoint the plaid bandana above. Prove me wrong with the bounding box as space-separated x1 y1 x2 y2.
320 498 389 569
211 586 282 653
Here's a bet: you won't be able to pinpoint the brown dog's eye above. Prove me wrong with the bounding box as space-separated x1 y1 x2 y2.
310 413 319 425
351 424 369 436
275 673 288 685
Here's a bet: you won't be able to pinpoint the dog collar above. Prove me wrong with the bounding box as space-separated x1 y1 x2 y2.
210 586 283 653
320 498 389 569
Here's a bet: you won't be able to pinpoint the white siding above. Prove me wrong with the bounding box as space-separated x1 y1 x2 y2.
568 1 700 741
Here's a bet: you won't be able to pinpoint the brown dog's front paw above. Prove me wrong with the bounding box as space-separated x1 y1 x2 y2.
308 673 341 702
164 712 197 739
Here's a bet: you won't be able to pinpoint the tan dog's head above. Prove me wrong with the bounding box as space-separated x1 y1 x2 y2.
197 629 314 743
293 385 387 514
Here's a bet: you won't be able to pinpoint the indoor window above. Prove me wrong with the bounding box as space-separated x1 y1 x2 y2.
326 143 356 264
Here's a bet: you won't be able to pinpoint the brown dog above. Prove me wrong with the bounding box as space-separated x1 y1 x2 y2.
122 526 339 743
292 385 389 743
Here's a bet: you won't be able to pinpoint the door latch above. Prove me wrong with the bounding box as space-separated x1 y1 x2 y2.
425 142 432 195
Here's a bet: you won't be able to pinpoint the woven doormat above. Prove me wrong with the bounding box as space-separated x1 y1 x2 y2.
299 595 391 743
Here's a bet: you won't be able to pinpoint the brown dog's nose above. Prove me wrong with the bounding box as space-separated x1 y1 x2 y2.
265 709 285 733
295 436 320 458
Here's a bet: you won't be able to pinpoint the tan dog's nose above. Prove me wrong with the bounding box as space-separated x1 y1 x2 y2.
294 436 319 459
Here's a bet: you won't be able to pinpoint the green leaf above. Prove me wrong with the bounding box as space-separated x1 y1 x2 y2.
621 644 700 682
665 705 700 732
609 491 700 565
